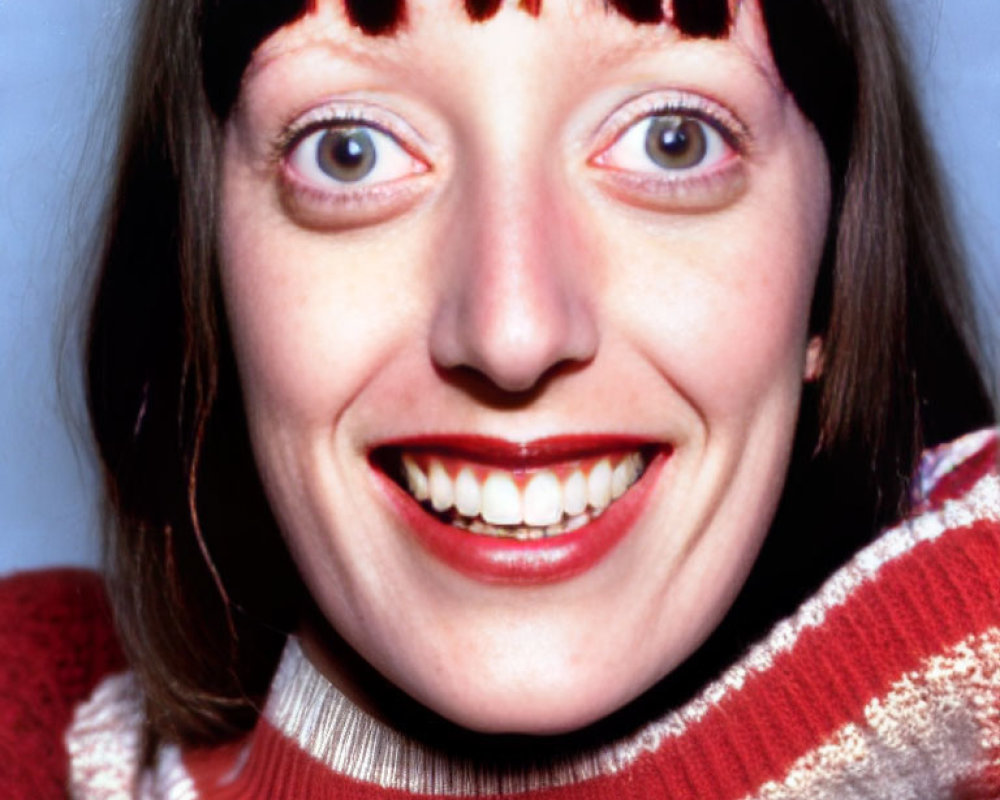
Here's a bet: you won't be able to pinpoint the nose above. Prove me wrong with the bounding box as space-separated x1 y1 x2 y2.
429 163 599 394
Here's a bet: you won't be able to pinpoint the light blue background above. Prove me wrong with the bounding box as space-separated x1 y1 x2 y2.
1 1 998 573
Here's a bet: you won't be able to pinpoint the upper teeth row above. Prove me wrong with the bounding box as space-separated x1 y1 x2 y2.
401 453 646 528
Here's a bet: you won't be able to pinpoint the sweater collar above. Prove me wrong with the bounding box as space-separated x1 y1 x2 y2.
259 636 645 794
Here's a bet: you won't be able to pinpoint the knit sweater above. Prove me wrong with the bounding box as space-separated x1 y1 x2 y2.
4 429 1000 799
0 569 124 799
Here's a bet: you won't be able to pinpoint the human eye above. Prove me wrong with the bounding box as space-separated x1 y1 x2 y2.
601 114 732 174
277 106 431 228
590 92 749 212
289 124 421 187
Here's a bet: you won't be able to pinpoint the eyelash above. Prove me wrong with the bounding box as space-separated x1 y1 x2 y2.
274 105 430 214
590 92 750 209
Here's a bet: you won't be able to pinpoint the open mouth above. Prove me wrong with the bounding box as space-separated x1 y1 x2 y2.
388 449 650 540
370 435 672 583
370 436 666 582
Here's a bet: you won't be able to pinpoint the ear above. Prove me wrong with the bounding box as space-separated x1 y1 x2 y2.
804 335 824 382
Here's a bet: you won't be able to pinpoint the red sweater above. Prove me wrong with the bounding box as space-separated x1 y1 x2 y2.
5 430 1000 798
0 569 124 799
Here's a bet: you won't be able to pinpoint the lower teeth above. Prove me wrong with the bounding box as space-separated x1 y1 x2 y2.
438 508 602 539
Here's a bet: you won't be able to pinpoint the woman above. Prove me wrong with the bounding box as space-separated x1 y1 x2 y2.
9 0 998 796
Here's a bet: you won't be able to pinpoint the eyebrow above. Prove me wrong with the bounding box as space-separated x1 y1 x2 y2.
343 0 731 35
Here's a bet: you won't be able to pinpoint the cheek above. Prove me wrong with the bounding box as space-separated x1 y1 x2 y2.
695 223 817 398
217 162 422 430
604 142 830 419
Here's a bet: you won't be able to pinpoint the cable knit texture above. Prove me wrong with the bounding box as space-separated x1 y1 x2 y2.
0 569 124 800
5 430 1000 798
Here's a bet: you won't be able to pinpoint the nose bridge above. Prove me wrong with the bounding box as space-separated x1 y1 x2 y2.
474 159 568 343
429 141 599 393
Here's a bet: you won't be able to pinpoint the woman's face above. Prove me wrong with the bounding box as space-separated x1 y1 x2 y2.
219 0 829 734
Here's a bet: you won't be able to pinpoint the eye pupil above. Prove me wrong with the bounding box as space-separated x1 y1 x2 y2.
645 116 707 170
317 128 377 182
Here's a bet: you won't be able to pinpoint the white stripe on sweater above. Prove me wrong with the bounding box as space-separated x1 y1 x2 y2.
262 465 1000 793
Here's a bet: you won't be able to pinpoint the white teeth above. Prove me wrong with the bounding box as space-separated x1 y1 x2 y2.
429 461 454 512
481 472 522 525
563 470 588 516
454 467 481 518
402 456 429 502
587 458 612 511
611 460 631 499
564 513 589 532
399 451 647 535
523 470 563 527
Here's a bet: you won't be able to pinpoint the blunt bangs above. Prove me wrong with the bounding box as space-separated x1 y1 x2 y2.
200 0 735 120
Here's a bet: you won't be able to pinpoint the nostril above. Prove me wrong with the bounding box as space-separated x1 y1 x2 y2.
432 357 597 410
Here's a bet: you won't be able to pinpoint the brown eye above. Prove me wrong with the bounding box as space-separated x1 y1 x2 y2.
596 107 735 180
316 127 377 182
287 121 423 190
591 95 748 212
645 116 708 170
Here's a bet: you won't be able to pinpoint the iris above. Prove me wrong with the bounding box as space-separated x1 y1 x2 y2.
317 128 377 183
645 116 708 170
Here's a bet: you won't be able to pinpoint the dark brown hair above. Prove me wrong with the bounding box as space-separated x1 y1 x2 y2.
86 0 996 747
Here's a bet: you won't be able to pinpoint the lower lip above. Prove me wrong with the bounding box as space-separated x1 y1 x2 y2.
373 449 668 584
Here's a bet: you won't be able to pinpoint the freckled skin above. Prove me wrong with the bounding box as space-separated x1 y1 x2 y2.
219 0 830 735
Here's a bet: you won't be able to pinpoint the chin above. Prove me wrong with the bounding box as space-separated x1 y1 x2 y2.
415 673 644 737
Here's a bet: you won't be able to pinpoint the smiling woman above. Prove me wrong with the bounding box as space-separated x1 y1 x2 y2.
11 0 1000 797
217 0 832 737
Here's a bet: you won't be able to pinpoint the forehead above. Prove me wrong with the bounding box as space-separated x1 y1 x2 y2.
203 0 740 117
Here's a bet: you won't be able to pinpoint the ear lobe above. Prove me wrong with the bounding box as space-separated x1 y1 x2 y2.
804 335 824 382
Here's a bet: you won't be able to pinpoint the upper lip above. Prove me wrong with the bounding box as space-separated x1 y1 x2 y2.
369 434 661 469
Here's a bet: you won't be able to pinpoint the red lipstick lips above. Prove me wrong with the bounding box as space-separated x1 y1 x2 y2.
371 435 668 584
